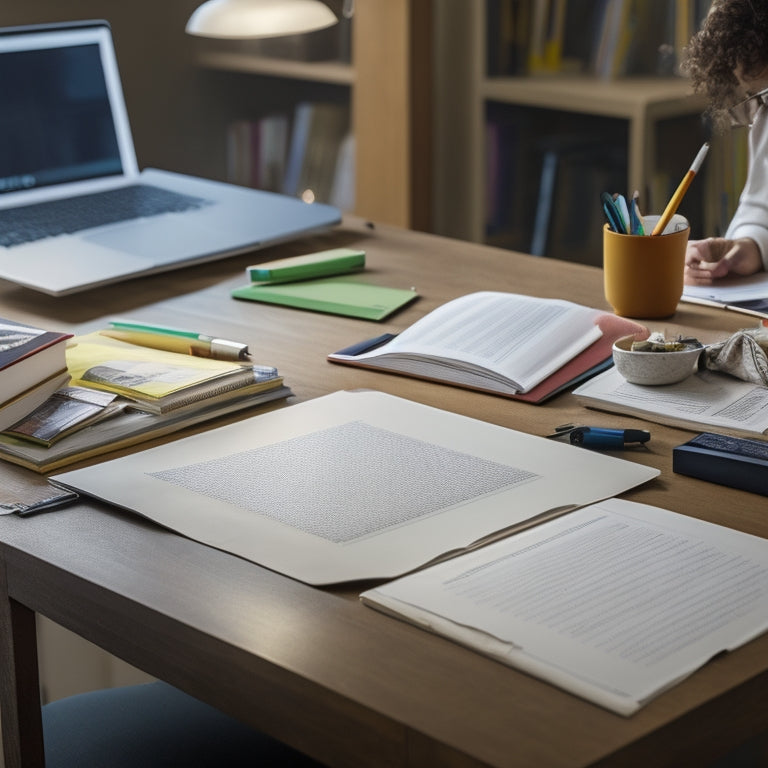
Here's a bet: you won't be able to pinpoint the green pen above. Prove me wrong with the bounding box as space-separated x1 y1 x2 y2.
100 320 251 362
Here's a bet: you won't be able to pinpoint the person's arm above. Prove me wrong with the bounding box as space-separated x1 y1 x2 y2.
685 108 768 284
722 108 768 268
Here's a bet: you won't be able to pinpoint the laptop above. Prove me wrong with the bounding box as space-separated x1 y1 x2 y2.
0 20 341 296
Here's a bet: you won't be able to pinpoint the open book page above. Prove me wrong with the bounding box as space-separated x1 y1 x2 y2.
573 367 768 437
361 498 768 716
332 292 605 394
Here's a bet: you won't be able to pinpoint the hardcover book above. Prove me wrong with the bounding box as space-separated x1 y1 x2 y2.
0 317 71 403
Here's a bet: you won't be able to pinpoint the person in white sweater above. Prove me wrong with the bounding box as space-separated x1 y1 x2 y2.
681 0 768 285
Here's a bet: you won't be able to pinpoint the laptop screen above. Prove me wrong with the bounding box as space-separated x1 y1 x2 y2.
0 22 137 200
0 43 122 193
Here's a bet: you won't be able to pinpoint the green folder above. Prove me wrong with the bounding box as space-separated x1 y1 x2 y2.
231 276 418 321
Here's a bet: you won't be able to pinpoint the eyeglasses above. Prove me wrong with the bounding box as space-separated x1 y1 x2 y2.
728 86 768 128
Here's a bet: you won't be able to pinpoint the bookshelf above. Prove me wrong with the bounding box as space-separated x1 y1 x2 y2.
432 1 729 266
191 0 433 231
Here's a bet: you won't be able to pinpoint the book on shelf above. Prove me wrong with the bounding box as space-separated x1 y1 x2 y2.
226 104 354 211
1 317 72 403
361 496 768 716
329 132 355 212
485 0 709 78
226 114 290 193
0 382 291 474
529 136 624 265
66 332 273 414
573 366 768 438
486 0 530 76
527 0 568 74
591 0 636 79
485 109 533 241
328 292 646 403
283 101 351 206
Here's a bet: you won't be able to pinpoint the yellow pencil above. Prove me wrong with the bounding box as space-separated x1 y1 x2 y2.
651 142 709 236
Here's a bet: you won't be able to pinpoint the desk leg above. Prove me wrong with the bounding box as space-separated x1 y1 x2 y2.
0 563 44 768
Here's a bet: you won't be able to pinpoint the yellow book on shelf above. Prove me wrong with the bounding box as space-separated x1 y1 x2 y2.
526 0 549 72
543 0 566 71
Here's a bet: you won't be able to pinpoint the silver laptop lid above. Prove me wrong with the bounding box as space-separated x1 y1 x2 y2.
0 20 138 210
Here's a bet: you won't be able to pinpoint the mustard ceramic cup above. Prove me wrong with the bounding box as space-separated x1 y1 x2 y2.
603 215 689 318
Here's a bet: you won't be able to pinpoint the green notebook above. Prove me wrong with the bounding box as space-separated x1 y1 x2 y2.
232 276 418 321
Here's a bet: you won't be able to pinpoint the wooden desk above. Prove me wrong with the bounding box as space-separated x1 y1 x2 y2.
1 218 767 767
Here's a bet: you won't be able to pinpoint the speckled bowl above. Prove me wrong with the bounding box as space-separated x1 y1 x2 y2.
612 335 703 385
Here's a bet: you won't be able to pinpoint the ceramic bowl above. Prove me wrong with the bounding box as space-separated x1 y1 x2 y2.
612 335 703 385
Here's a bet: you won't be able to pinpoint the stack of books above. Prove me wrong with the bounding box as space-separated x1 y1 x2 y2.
0 326 291 472
0 317 72 431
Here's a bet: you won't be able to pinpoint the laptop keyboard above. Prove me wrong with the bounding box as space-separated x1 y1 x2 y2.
0 184 212 248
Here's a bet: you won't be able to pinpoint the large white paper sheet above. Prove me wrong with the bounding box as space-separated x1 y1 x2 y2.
362 498 768 715
53 390 659 584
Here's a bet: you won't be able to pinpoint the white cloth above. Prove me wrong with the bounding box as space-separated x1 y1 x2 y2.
725 105 768 270
705 330 768 386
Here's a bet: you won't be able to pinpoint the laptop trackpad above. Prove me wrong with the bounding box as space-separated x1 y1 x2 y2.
83 217 237 263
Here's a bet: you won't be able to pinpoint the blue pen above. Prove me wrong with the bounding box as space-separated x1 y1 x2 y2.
601 192 625 233
570 427 650 449
547 424 650 449
614 194 630 233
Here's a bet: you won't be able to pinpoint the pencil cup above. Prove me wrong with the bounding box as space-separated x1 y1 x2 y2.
603 215 689 319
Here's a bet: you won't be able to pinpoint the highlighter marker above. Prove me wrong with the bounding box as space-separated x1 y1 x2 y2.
101 321 250 362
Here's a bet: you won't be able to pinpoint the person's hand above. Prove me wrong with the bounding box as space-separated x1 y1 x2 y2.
684 237 763 284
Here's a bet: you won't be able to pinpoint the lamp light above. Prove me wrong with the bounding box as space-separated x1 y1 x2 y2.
186 0 339 39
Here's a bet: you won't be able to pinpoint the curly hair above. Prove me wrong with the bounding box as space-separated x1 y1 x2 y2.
682 0 768 123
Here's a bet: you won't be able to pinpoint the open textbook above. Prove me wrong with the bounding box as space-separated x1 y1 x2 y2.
52 390 658 584
328 292 645 403
361 498 768 716
573 367 768 438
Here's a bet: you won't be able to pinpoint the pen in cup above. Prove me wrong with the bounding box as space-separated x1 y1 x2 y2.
99 320 251 362
601 192 626 233
613 194 630 232
651 142 709 236
629 190 645 235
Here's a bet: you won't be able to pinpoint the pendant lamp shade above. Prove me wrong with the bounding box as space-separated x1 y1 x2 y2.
186 0 338 39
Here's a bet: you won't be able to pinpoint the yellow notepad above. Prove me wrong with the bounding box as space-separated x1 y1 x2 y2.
66 333 276 413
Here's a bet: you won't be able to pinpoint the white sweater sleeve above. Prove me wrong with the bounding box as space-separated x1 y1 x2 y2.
725 107 768 270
